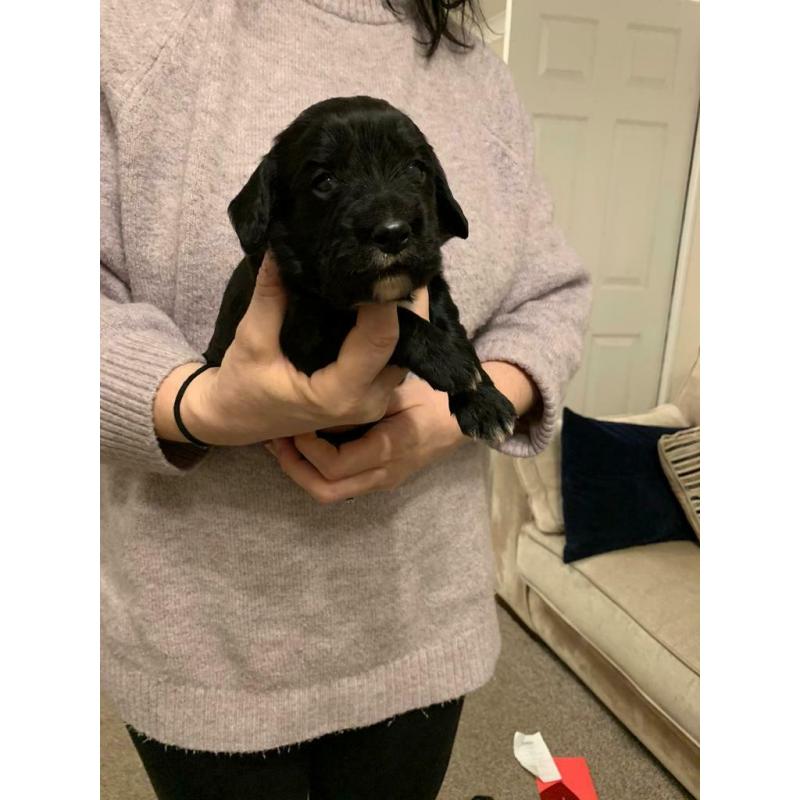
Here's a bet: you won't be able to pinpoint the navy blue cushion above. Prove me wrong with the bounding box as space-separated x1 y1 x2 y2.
560 408 697 563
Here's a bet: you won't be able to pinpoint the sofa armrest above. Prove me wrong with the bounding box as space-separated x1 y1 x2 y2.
488 450 535 620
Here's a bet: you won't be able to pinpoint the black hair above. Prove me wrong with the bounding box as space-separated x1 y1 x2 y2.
384 0 486 58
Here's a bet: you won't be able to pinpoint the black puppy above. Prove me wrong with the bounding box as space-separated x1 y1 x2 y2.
204 96 517 444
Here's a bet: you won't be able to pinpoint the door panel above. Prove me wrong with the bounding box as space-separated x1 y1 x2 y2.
506 0 699 415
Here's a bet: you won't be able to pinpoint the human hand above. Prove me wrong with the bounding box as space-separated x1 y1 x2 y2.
318 281 430 436
266 376 470 504
154 253 418 446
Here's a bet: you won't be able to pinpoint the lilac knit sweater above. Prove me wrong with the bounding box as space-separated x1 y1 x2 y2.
100 0 591 752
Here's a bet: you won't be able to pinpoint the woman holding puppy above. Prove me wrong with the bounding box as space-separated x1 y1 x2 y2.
101 1 591 798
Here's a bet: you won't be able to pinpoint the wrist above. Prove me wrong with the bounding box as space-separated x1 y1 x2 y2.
153 362 204 443
153 362 221 445
482 360 539 418
179 366 224 445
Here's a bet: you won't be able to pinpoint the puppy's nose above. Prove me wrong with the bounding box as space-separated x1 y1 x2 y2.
372 220 410 255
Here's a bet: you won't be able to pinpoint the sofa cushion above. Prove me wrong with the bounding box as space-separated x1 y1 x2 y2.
561 409 697 562
514 404 688 535
516 522 699 742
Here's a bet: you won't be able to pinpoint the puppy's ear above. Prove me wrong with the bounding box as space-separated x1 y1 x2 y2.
228 156 275 255
430 150 469 242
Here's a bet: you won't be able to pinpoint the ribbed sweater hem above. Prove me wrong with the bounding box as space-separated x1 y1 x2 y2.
475 331 560 459
100 330 205 474
102 615 501 752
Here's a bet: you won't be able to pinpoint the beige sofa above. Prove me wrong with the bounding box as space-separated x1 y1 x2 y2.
489 361 700 797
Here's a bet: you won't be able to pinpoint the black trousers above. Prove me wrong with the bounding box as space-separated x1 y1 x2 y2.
127 696 464 800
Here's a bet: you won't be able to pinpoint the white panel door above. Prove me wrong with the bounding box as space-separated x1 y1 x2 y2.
506 0 699 415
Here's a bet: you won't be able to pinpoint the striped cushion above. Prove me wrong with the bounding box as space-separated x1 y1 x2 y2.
658 427 700 538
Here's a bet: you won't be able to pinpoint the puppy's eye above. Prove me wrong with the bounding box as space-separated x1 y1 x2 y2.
312 171 336 197
406 161 426 181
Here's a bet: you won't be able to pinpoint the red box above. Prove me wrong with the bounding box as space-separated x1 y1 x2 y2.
535 757 598 800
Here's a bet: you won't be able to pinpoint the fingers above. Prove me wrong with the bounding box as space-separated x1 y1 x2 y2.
292 427 398 481
332 302 400 389
270 437 392 504
253 252 285 304
238 253 287 353
403 286 430 322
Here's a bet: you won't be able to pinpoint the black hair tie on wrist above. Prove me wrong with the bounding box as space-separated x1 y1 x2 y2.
173 364 214 449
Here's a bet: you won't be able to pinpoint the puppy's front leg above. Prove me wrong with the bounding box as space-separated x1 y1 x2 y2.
422 276 518 444
392 307 481 394
392 308 516 443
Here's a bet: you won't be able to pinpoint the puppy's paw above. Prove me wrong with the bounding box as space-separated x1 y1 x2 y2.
450 383 517 444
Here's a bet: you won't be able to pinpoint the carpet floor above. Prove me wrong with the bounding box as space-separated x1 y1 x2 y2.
101 601 691 799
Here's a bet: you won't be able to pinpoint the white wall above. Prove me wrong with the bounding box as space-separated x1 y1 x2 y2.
477 0 507 59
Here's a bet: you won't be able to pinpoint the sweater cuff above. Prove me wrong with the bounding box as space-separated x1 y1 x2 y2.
474 332 561 458
101 331 207 475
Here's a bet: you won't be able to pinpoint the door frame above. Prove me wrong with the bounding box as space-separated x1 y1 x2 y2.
657 113 700 403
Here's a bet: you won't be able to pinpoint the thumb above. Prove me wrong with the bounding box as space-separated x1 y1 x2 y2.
242 252 287 343
333 302 400 388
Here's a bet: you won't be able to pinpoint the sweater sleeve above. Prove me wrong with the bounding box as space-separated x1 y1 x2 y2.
472 68 592 458
101 90 206 474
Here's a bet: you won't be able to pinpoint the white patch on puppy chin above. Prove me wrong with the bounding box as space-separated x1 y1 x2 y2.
372 274 413 303
373 251 401 270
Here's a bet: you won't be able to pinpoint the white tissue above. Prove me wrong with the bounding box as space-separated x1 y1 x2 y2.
513 731 562 782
